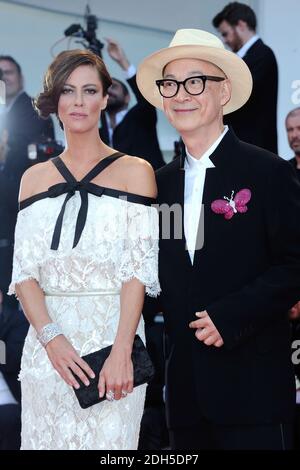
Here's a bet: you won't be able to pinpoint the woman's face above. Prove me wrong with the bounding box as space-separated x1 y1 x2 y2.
58 64 108 134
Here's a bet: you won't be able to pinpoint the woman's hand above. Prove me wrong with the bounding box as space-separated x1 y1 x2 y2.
98 345 134 401
45 335 96 389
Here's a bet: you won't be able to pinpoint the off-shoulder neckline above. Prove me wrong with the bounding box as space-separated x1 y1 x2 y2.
19 184 156 211
20 152 156 211
19 153 157 250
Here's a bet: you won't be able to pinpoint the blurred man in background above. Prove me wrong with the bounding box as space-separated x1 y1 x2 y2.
212 2 278 153
0 56 54 308
286 106 300 448
100 39 165 170
286 107 300 182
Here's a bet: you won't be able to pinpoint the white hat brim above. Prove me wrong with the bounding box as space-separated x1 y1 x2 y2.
137 44 253 115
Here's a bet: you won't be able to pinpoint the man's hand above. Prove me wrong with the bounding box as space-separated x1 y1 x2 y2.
105 38 130 71
189 310 224 347
289 301 300 320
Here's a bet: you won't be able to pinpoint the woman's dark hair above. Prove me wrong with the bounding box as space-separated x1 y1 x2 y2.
34 49 112 119
212 2 257 31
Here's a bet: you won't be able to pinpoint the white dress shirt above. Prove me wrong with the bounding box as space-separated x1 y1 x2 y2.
184 126 228 263
237 35 259 58
105 109 127 145
104 64 136 145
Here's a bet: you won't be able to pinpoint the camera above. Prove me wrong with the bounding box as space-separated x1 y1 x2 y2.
64 5 104 58
27 139 64 163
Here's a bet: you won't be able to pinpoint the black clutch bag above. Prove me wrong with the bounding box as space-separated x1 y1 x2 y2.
74 334 155 409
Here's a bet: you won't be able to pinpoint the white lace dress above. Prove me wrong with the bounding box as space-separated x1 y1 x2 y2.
9 154 160 450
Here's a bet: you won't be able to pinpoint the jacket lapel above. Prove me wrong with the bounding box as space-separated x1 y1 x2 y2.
159 150 192 270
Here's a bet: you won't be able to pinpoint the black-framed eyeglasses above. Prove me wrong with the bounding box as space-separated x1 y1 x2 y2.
156 75 225 98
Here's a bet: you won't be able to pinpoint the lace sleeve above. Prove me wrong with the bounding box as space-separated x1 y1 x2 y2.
118 202 161 297
8 209 41 296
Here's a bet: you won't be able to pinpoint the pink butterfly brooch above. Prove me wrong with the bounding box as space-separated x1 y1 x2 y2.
211 189 252 220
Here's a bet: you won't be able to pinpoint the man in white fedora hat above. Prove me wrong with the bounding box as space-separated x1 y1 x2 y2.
137 29 300 449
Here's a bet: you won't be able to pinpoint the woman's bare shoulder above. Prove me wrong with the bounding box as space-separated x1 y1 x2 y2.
121 155 157 198
19 160 56 202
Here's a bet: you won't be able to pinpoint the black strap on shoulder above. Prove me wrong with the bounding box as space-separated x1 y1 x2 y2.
48 152 125 250
81 152 125 183
51 152 125 183
51 156 76 182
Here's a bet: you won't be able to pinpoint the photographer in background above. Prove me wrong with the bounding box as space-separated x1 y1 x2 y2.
0 55 54 308
100 39 165 170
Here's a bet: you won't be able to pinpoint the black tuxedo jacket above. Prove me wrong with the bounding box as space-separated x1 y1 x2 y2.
156 129 300 428
100 75 165 170
225 39 278 154
0 306 29 403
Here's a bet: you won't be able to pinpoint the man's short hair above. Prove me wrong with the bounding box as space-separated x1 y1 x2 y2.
212 2 257 31
0 55 22 75
286 107 300 122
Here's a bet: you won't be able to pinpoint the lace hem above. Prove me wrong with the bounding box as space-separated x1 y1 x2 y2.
118 272 161 298
8 275 40 296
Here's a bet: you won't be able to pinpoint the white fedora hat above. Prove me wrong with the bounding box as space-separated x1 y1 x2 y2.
137 28 253 115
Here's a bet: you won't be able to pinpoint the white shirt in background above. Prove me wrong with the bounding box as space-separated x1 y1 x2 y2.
104 64 136 146
237 35 259 58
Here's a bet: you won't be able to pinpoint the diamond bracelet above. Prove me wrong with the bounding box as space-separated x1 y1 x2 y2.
37 322 63 348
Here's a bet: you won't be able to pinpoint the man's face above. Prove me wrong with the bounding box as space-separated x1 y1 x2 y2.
106 79 129 112
286 113 300 156
0 59 23 101
218 20 243 52
162 58 230 136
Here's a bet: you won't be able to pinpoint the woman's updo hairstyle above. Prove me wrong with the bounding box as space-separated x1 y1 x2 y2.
34 49 112 119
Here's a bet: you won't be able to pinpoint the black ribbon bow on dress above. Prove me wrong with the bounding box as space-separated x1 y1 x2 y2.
49 152 124 251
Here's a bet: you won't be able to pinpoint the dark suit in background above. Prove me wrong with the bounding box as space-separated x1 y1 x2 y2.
100 75 165 170
0 91 54 307
2 91 54 179
225 39 278 153
0 305 29 449
139 298 168 450
289 157 300 182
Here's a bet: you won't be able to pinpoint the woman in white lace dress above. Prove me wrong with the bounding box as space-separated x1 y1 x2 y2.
8 49 160 450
